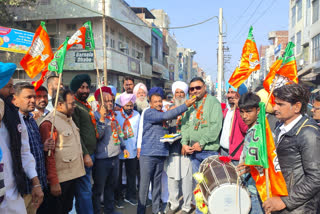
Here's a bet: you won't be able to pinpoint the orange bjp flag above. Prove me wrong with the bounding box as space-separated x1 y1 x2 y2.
249 117 288 202
228 26 260 88
263 42 298 105
20 22 54 79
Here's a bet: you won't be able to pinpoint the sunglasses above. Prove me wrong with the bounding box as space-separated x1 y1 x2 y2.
190 86 202 92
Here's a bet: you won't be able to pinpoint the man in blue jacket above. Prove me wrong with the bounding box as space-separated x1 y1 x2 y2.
137 88 196 214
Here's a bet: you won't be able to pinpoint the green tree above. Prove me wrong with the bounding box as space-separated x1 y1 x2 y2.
0 0 36 26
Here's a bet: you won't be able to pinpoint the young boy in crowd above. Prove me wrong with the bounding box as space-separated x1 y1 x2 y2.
237 92 264 214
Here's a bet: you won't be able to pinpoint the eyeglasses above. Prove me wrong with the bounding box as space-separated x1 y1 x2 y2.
190 86 202 92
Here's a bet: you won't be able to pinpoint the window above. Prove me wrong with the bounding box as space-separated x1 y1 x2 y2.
296 31 301 54
297 0 302 21
132 49 136 57
119 32 124 41
110 28 115 35
313 0 319 24
106 35 109 47
292 5 296 27
66 24 76 31
312 33 320 62
110 39 115 48
152 36 158 59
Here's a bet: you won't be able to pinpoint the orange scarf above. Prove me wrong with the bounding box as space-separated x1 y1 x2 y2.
120 108 134 140
106 111 124 145
192 94 208 130
74 96 99 138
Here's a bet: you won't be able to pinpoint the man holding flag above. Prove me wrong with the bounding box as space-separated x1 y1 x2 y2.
263 84 320 213
237 92 264 214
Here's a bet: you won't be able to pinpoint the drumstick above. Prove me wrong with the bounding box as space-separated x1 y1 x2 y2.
236 176 239 213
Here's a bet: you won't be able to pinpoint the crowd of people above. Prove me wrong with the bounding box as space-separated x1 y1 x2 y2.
0 61 320 214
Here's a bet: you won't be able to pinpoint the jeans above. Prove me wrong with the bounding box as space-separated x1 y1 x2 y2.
243 175 264 214
74 154 95 214
137 156 165 214
92 156 119 214
190 150 218 214
115 158 137 200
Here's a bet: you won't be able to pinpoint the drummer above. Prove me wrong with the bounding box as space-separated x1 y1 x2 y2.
237 92 264 214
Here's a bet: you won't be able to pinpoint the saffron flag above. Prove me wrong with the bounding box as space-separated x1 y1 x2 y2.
20 22 54 79
245 102 288 202
84 21 95 50
66 25 86 50
263 42 298 104
228 26 260 88
48 37 69 74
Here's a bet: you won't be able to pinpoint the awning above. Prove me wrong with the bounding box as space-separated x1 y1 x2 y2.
300 72 319 81
312 88 320 94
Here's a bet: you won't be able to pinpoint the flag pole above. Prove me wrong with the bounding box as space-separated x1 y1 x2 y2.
94 49 105 107
48 72 62 156
265 75 279 110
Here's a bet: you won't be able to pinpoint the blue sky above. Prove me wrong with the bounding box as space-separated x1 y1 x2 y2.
126 0 289 83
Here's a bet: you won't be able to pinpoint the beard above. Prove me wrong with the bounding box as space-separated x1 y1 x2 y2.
135 97 149 112
174 97 186 107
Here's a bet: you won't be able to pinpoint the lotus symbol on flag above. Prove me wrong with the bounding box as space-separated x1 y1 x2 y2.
249 53 259 69
269 75 289 91
29 36 50 61
68 30 83 45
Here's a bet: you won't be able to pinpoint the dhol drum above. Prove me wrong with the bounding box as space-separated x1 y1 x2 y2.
198 155 251 214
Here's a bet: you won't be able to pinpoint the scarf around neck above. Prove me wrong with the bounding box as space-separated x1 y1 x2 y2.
120 108 134 140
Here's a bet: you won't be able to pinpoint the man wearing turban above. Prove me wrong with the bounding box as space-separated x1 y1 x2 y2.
133 83 149 114
70 74 96 214
114 93 140 206
92 87 129 214
164 81 193 214
219 83 248 165
0 62 42 214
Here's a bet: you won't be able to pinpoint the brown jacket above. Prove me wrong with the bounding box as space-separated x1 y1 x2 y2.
40 111 85 185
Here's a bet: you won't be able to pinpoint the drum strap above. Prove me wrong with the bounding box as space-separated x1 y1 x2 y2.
230 139 244 157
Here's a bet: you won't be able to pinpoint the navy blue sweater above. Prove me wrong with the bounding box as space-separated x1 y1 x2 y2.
141 104 188 156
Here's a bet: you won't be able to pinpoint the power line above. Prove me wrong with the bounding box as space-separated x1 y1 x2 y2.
230 0 255 31
66 0 218 30
230 0 264 42
252 0 277 25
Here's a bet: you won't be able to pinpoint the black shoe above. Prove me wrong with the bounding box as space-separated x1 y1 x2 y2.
115 200 125 209
124 198 138 206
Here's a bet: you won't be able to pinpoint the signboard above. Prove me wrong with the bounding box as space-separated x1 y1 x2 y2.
0 26 34 54
75 51 94 63
274 44 281 57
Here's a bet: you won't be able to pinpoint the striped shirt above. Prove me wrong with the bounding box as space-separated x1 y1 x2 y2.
22 113 47 193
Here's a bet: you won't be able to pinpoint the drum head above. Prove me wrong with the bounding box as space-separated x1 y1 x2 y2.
207 184 251 214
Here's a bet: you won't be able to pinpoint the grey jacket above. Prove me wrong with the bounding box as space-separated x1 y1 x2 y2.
94 111 125 159
274 115 320 214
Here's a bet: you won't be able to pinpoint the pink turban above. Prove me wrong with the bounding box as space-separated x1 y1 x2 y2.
133 83 148 96
120 93 136 106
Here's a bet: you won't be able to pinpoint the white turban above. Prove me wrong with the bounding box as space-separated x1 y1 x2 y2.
172 81 188 96
133 83 148 97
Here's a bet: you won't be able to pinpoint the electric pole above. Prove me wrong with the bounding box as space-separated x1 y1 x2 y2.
217 8 224 102
102 0 107 85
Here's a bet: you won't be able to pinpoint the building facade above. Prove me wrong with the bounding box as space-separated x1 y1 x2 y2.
4 0 153 92
289 0 320 88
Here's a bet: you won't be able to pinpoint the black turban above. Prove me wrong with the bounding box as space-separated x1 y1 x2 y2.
70 74 91 92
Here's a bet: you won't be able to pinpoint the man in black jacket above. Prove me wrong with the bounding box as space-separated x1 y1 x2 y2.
263 84 320 214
